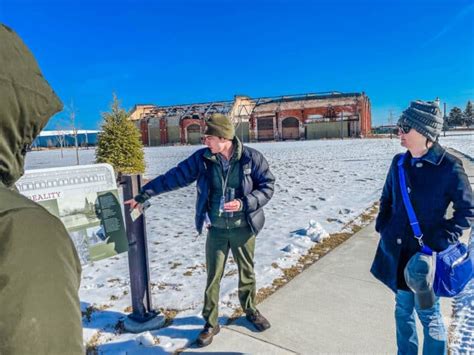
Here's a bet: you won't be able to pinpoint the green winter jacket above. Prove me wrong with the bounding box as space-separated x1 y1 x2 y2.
0 24 84 354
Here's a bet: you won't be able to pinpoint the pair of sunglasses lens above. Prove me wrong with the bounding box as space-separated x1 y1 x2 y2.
398 123 411 134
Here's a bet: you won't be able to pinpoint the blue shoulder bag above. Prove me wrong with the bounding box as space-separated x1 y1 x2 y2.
398 153 473 297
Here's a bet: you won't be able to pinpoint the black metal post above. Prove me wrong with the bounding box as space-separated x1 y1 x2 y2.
121 174 157 322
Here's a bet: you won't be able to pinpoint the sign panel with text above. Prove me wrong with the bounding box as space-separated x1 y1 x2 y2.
16 164 128 264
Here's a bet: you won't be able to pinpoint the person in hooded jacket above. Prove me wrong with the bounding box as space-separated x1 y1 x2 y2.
0 24 84 354
370 100 474 354
126 113 275 347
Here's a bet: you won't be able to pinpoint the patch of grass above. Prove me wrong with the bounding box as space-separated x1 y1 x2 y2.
85 331 102 354
361 202 379 223
170 262 182 270
160 308 179 327
224 269 238 277
228 309 244 322
187 263 205 271
271 277 287 288
282 265 302 279
82 305 99 322
255 286 275 304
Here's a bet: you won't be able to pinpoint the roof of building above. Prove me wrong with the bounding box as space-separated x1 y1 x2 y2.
132 91 367 120
38 130 100 137
255 92 363 106
142 100 234 119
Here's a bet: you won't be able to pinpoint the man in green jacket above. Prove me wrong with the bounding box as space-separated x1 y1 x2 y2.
0 24 84 354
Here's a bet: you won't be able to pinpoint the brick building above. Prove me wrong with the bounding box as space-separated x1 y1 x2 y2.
129 92 371 146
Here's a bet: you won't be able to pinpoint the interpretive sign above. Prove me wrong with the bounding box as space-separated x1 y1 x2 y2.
16 164 128 264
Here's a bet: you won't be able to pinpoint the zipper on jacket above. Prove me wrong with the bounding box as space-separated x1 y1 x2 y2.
241 162 255 234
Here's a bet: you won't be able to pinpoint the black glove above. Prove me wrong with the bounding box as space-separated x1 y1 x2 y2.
134 191 151 204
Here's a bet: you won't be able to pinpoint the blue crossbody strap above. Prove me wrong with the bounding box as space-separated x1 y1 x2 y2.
397 154 433 255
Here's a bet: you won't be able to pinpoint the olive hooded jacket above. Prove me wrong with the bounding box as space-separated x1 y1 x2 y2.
0 24 83 354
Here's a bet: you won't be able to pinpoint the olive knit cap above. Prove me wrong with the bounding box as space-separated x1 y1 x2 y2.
204 113 235 140
397 100 443 141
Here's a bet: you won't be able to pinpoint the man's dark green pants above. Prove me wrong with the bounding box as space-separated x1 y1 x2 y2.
202 226 257 327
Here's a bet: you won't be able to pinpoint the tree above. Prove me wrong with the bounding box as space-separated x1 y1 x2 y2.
442 113 449 134
56 130 66 158
447 107 463 127
48 114 68 158
463 100 473 127
96 94 145 176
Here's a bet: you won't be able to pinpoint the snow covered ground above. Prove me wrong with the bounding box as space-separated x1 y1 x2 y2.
24 134 474 353
439 131 474 159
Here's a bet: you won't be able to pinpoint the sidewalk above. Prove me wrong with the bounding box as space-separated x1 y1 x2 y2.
183 149 472 354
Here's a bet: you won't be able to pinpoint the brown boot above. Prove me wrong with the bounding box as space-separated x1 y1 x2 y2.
246 310 271 332
196 323 220 347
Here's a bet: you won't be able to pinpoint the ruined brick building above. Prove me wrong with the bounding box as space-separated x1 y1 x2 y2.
129 92 371 146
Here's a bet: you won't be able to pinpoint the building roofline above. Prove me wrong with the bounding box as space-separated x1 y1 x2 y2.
38 130 100 137
138 91 366 109
255 92 363 105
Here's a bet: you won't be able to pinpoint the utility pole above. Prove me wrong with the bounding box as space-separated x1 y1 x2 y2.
388 110 393 139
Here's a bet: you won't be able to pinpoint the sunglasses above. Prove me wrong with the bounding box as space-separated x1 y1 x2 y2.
397 123 412 134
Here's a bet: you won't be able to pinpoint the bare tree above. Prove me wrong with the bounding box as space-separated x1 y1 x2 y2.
57 131 66 158
53 116 68 158
66 101 80 165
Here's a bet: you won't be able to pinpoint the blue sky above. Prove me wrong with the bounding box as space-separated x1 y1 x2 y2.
1 0 473 129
